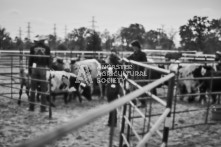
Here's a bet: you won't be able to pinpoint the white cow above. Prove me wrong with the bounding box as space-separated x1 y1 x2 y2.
18 69 91 106
70 58 104 99
175 64 202 102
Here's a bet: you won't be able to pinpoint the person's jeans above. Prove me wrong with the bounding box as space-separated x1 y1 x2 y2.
29 66 47 111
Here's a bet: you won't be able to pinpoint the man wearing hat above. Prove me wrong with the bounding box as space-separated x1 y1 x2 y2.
28 35 51 112
127 40 147 106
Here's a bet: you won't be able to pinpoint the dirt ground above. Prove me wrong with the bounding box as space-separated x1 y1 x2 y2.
0 87 221 147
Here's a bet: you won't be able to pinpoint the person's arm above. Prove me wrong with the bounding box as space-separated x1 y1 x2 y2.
141 52 147 62
127 54 133 60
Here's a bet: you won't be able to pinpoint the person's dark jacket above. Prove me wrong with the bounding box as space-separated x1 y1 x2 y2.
127 50 147 79
28 42 50 74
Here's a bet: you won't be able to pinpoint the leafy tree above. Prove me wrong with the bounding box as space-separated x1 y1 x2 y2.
144 29 175 49
67 27 88 50
119 23 146 50
100 29 114 51
204 18 221 53
179 16 211 51
144 30 159 48
48 35 57 50
57 43 68 50
85 30 102 51
0 27 12 49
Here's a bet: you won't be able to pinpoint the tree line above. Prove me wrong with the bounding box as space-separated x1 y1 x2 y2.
0 16 220 54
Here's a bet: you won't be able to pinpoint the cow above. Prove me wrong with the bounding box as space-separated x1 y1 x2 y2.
70 58 104 99
192 65 221 104
18 68 91 106
47 70 91 104
176 64 201 102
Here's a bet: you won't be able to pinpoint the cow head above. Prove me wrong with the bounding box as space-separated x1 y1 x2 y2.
106 54 121 65
69 75 92 101
51 57 71 72
192 65 215 78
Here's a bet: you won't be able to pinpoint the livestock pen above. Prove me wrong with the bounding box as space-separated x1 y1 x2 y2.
0 50 221 147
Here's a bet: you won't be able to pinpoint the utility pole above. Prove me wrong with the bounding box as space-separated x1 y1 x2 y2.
53 24 57 38
27 22 31 40
19 27 22 39
64 25 68 50
157 28 162 49
64 25 67 39
90 16 97 31
53 24 57 50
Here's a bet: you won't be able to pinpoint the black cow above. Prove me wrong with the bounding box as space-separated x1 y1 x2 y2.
192 65 221 104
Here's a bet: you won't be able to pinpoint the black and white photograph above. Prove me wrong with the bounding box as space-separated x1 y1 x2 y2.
0 0 221 147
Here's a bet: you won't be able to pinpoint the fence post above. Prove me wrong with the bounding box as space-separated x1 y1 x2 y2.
161 76 175 147
119 104 128 147
11 55 13 99
48 61 52 119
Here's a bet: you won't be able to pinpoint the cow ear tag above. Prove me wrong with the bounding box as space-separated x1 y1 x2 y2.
33 63 36 68
80 82 86 87
111 84 116 88
68 87 76 92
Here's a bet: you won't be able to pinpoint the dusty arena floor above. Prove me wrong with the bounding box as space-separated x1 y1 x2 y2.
0 90 221 147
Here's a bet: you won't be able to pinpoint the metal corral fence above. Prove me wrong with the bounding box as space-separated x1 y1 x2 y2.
1 50 220 147
0 53 53 118
120 58 221 146
0 50 176 147
0 49 215 62
14 59 175 147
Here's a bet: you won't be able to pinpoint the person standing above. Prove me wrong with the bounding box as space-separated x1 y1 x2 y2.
28 35 51 112
127 40 147 106
105 53 124 127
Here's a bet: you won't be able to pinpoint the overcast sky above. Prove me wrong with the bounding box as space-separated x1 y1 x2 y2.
0 0 221 46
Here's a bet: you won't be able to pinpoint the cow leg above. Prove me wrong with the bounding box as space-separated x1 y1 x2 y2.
36 86 41 102
199 87 206 105
26 85 30 101
63 93 68 104
76 91 82 103
211 94 217 104
98 82 104 99
90 84 94 97
186 86 195 103
18 84 24 105
178 84 186 101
